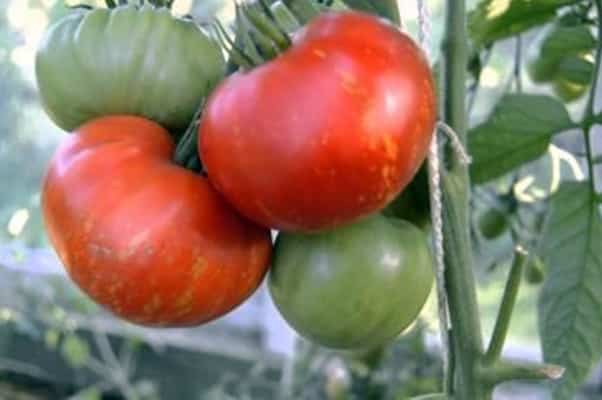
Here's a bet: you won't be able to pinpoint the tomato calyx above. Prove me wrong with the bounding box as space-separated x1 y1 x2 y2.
173 99 207 173
213 0 323 71
105 0 174 9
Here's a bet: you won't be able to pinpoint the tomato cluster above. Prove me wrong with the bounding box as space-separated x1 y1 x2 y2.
37 2 436 350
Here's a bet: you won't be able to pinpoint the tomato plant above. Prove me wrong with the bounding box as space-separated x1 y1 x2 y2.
269 214 433 349
42 116 272 326
36 4 225 133
199 11 436 232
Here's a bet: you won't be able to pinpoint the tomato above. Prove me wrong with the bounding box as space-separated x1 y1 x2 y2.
268 214 433 349
42 116 272 326
478 208 508 239
36 5 225 133
553 77 588 103
525 255 545 285
199 11 436 232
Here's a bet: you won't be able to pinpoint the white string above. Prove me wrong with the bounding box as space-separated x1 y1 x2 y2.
416 0 451 386
438 121 473 166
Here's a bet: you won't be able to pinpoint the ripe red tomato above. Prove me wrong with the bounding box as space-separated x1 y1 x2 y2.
199 11 436 232
42 116 272 326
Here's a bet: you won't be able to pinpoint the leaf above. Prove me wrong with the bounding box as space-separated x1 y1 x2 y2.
538 182 602 399
341 0 399 25
468 94 573 184
61 333 91 368
469 0 581 48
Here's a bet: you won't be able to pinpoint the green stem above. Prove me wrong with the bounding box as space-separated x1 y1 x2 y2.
282 0 322 23
582 0 602 193
483 247 527 365
514 35 523 93
441 0 485 398
173 100 206 170
478 359 565 387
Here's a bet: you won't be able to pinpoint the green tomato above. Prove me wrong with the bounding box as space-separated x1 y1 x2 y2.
36 5 225 132
478 208 508 240
553 78 588 103
525 255 545 285
528 56 558 84
269 214 434 350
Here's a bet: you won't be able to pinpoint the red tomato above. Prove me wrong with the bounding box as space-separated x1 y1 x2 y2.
199 11 436 231
42 116 272 326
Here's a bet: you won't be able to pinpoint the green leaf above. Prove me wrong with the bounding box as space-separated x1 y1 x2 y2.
469 94 573 183
469 0 581 48
538 182 602 400
61 333 91 368
340 0 399 25
408 394 451 400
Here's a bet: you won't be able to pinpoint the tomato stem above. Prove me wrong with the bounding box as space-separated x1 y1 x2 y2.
440 0 486 398
174 99 206 172
482 246 527 365
282 0 322 23
478 359 564 387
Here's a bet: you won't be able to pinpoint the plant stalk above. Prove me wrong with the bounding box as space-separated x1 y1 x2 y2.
441 0 486 398
483 246 527 365
582 0 602 193
478 359 565 387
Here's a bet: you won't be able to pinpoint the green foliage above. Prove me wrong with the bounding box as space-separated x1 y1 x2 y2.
468 94 573 183
538 182 602 399
469 0 582 48
467 0 602 398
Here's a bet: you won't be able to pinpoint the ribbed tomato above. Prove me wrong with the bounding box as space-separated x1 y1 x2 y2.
36 5 225 132
42 116 272 326
199 11 436 232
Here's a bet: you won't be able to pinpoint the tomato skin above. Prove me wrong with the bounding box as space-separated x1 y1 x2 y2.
199 11 436 232
268 214 433 349
42 116 272 326
36 5 225 132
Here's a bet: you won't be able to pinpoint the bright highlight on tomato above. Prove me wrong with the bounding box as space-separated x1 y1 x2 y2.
42 116 272 326
200 11 437 232
269 214 434 349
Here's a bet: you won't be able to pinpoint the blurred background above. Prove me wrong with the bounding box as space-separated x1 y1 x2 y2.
0 0 601 399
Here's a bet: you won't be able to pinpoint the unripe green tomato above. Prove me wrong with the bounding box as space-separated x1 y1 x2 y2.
525 255 545 284
553 78 588 103
36 5 225 132
268 214 434 350
478 208 508 240
528 56 558 84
